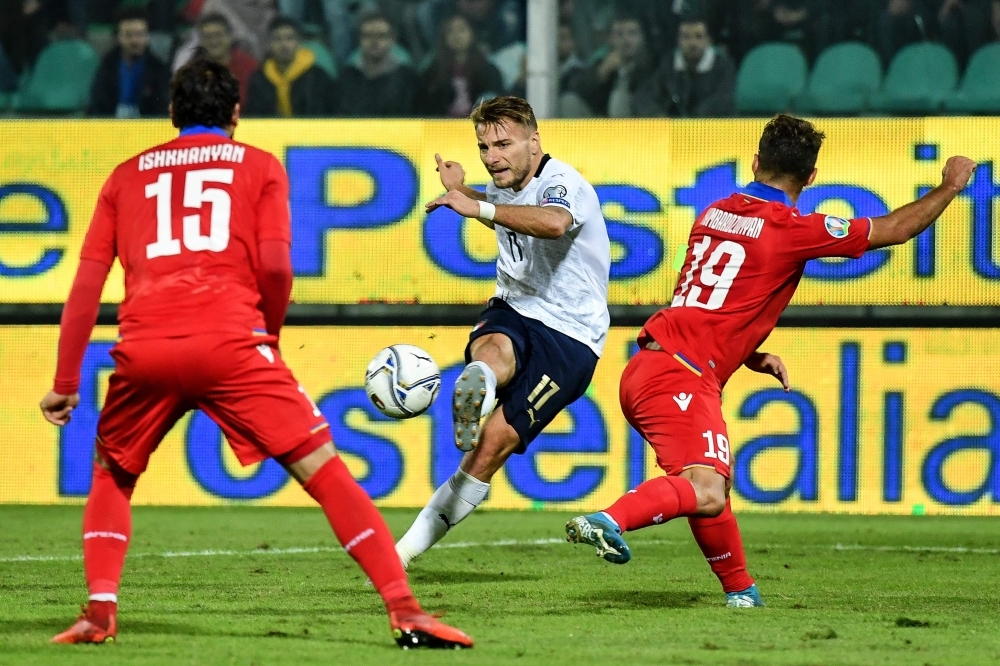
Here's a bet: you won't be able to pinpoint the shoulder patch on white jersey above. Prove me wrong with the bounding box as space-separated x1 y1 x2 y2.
824 216 850 239
541 184 571 208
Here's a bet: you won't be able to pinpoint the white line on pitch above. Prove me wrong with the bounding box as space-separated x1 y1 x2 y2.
1 537 997 564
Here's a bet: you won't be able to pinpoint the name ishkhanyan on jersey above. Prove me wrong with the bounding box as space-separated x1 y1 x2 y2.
700 207 765 239
138 144 247 171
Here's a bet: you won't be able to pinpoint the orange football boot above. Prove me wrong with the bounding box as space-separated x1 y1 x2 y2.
51 604 117 644
390 610 473 649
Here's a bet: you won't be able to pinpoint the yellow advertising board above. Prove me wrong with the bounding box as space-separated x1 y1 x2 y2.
2 325 998 515
1 119 998 306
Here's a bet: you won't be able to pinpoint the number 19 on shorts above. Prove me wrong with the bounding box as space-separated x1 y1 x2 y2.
702 430 731 466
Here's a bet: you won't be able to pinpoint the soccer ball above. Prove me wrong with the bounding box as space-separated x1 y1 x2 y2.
364 345 441 419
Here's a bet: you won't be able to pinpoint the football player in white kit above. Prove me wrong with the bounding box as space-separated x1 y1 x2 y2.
395 96 611 568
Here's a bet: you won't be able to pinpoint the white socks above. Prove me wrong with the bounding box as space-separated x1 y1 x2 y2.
466 360 498 418
396 469 490 567
89 593 117 602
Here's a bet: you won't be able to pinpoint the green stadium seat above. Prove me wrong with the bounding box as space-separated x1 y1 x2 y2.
14 40 98 113
797 42 881 115
303 40 337 79
870 42 957 114
735 43 808 115
945 43 1000 113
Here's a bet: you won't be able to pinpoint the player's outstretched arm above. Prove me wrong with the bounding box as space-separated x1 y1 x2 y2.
436 154 486 202
868 156 976 249
743 352 790 392
425 190 572 239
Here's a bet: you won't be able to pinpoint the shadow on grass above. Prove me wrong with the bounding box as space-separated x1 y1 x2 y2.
1 618 390 649
409 569 540 585
533 589 705 616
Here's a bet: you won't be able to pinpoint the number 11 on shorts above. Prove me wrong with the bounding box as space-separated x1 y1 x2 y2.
702 430 731 465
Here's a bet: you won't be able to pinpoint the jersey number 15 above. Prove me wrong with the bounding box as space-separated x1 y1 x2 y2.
145 168 234 259
672 236 746 311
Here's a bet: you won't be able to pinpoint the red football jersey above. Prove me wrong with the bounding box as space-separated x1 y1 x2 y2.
80 129 290 340
640 181 871 386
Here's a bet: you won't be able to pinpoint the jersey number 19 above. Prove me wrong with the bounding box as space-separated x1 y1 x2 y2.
672 236 746 311
145 168 234 259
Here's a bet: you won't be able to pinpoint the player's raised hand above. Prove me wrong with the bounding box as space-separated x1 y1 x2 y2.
941 156 976 192
435 154 466 192
425 189 481 219
743 352 790 392
40 391 80 426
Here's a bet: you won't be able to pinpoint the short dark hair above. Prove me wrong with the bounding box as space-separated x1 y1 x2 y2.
115 6 148 28
757 114 825 185
268 15 301 36
358 11 395 33
471 95 537 132
198 12 232 33
610 11 642 27
678 13 710 32
170 58 240 129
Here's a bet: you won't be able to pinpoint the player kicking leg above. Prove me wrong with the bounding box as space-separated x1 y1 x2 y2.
566 346 790 607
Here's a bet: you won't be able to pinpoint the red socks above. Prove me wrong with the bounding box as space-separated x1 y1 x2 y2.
82 462 134 626
688 499 754 593
604 476 698 532
303 456 420 615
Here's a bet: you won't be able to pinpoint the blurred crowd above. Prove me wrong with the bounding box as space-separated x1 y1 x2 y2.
2 0 1000 118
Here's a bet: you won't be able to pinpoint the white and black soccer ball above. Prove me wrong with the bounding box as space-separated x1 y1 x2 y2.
364 345 441 419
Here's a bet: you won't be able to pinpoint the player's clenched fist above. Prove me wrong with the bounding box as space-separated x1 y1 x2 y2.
435 154 466 192
40 391 80 426
941 156 976 191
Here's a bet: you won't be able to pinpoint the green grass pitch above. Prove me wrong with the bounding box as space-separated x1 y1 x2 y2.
2 506 998 665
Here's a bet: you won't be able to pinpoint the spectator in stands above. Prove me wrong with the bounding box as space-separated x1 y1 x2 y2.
553 21 591 116
937 0 993 66
88 8 171 118
633 15 735 117
339 13 418 116
246 17 337 117
575 12 658 117
874 0 934 65
415 0 525 55
415 14 504 117
195 13 258 106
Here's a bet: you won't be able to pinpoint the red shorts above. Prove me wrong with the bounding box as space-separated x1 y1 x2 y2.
620 347 731 478
96 333 330 476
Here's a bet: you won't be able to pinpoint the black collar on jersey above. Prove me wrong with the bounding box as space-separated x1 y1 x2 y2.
535 153 552 177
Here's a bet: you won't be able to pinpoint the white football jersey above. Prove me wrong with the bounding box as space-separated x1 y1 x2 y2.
486 155 610 356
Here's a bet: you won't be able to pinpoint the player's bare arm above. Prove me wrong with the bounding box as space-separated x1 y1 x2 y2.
743 352 790 392
425 190 573 238
868 156 976 249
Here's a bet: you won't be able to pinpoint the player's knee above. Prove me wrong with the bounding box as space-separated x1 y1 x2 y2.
469 334 516 385
689 477 727 517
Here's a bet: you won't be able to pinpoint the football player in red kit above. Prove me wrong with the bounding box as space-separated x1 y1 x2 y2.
566 115 976 607
40 59 472 649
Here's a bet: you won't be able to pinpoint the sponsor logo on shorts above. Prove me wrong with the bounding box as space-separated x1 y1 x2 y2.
256 344 275 363
824 216 850 238
673 392 693 411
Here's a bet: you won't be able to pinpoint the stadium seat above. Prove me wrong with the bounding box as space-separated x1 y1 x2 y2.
870 42 957 114
945 43 1000 114
735 43 808 115
797 42 881 115
14 40 98 113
